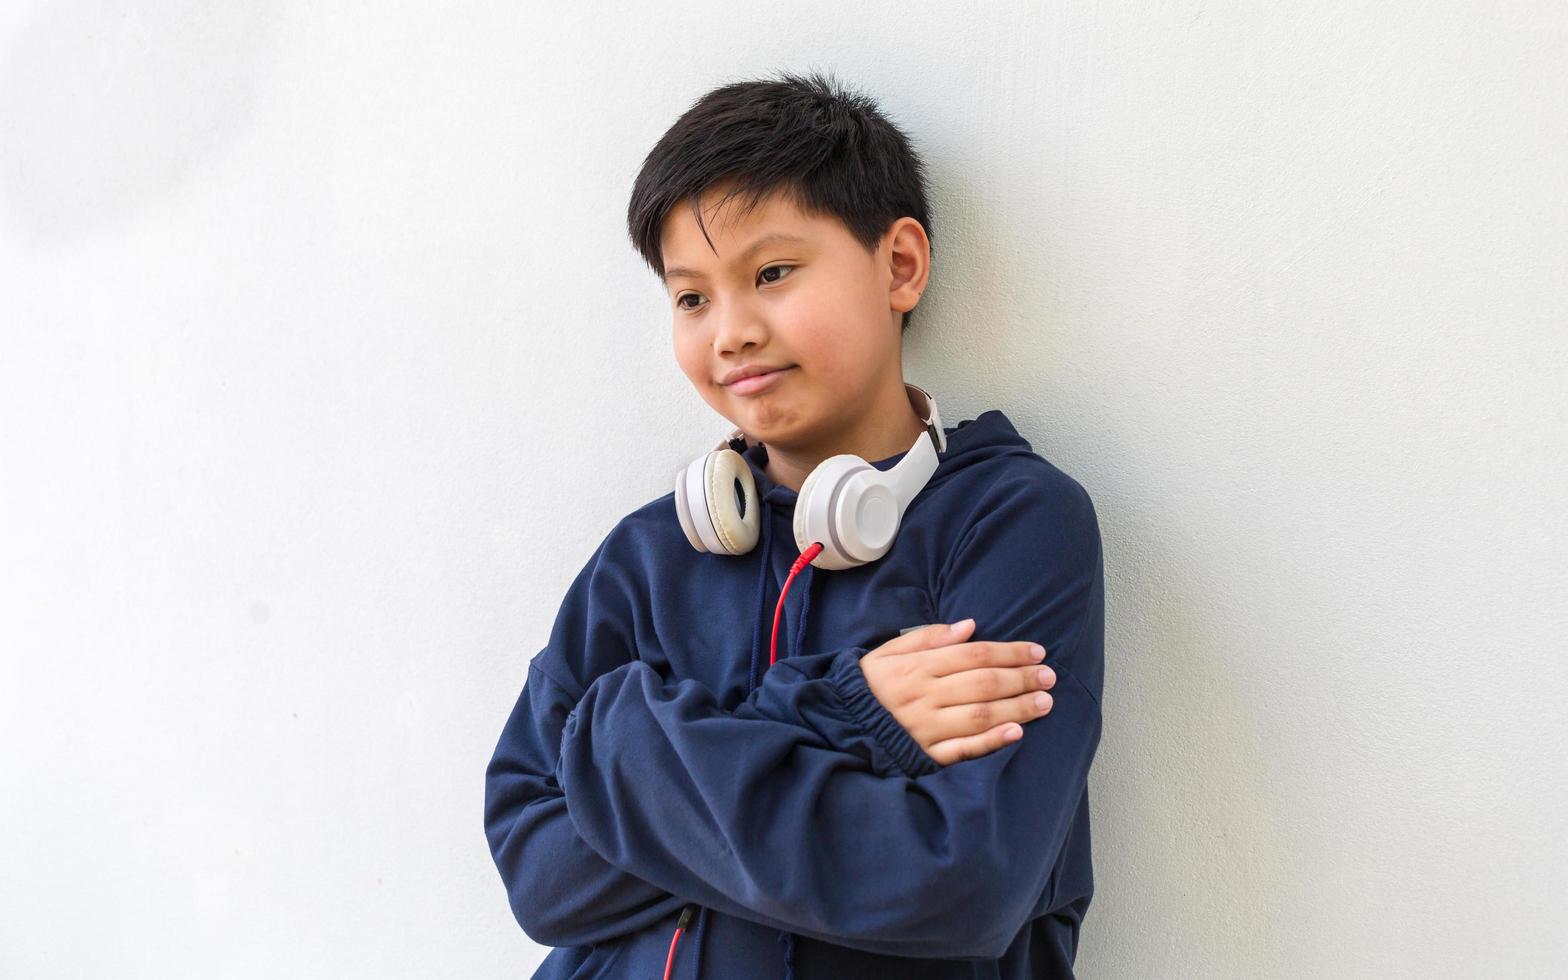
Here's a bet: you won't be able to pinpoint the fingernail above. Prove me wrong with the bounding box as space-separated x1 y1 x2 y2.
950 618 974 634
1037 667 1053 686
1030 643 1046 659
1034 693 1052 710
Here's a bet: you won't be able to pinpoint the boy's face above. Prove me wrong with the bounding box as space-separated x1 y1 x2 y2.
659 183 923 457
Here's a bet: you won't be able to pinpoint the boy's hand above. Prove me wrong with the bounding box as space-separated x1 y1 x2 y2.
859 618 1055 767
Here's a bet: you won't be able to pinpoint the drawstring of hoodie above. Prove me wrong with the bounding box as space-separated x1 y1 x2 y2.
675 489 819 980
687 906 708 980
776 555 814 980
747 499 775 691
792 561 815 670
682 496 774 980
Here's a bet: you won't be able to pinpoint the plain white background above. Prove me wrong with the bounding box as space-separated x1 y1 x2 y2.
1 1 1564 976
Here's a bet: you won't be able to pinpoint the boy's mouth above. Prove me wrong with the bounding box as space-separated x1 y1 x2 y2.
724 366 795 396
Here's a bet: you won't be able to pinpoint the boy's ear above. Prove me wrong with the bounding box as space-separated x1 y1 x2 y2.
885 216 931 314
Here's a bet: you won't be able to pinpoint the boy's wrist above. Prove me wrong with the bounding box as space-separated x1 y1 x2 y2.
827 647 942 779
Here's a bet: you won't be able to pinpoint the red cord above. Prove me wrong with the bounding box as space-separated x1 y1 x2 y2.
663 905 694 980
663 541 823 979
772 542 824 667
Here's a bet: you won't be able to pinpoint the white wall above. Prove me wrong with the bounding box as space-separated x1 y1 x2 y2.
2 1 1563 976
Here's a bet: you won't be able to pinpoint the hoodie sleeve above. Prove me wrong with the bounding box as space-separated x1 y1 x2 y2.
555 473 1105 961
483 542 690 948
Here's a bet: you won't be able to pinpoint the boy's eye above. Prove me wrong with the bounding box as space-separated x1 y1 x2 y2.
673 265 795 312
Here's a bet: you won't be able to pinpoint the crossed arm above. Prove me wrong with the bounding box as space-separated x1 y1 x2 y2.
483 475 1104 959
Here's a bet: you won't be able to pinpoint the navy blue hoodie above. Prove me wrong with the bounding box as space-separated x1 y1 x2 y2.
484 408 1105 979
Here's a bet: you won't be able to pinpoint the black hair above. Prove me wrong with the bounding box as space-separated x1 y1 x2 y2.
626 69 934 333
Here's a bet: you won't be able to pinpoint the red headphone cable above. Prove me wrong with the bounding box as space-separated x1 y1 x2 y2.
662 906 695 980
771 542 823 667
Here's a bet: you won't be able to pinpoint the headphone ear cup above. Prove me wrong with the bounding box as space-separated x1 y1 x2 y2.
793 454 871 570
791 462 827 557
676 449 759 555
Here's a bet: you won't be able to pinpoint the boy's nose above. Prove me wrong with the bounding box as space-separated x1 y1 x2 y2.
712 309 769 355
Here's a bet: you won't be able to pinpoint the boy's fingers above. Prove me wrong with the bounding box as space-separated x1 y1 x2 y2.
928 664 1055 709
929 686 1053 741
870 619 975 658
919 640 1048 679
925 721 1024 767
870 622 1047 678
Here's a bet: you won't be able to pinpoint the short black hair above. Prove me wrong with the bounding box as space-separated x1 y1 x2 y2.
626 69 934 334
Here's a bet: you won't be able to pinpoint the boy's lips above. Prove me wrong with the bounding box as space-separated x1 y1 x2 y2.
724 366 795 395
720 362 795 385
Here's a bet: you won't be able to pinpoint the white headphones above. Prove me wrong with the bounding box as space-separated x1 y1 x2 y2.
674 383 947 571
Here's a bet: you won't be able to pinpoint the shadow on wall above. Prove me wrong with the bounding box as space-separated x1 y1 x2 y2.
0 0 282 243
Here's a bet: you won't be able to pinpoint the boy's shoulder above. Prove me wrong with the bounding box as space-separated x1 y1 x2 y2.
604 487 685 558
924 409 1097 521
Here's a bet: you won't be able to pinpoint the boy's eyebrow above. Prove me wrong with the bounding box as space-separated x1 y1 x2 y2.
663 233 811 284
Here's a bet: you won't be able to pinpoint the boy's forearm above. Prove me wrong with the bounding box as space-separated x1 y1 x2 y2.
554 651 1100 960
485 781 690 947
484 661 691 947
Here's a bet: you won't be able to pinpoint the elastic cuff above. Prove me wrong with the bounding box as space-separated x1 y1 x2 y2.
827 647 942 778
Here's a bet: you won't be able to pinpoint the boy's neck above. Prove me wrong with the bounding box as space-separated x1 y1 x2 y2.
760 382 930 494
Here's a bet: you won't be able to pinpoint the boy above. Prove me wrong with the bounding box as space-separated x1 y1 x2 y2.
484 70 1105 979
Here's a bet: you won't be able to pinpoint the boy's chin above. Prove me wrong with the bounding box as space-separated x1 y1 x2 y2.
725 416 829 453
